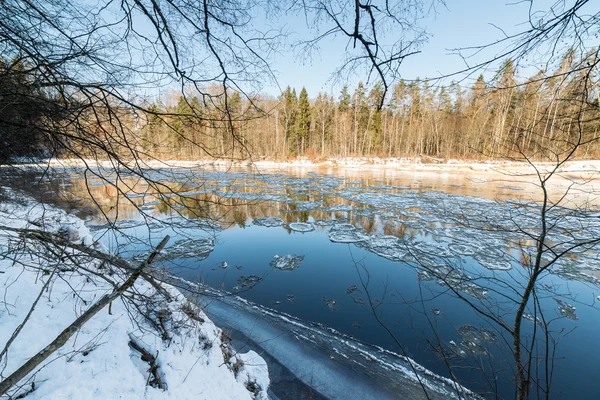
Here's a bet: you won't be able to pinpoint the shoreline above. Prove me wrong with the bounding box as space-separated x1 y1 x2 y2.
166 276 478 400
7 156 600 176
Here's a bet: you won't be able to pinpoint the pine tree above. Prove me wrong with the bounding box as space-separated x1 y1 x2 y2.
280 86 298 155
297 87 311 154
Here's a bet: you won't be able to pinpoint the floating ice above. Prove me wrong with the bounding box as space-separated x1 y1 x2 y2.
137 237 214 263
234 274 262 289
314 219 336 226
321 204 356 212
217 261 228 269
270 254 304 271
432 266 489 299
522 312 543 326
294 201 322 211
457 325 498 344
446 325 498 357
252 217 285 227
346 284 359 294
288 222 315 232
474 255 512 271
323 297 339 311
555 299 578 320
351 296 366 305
357 235 408 261
328 224 369 243
448 242 476 256
413 241 452 257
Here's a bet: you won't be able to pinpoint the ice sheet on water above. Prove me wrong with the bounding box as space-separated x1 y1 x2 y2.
132 237 215 263
431 266 489 299
88 219 147 231
551 263 600 286
233 274 262 290
252 217 285 227
457 325 498 344
522 312 544 326
412 241 452 257
217 261 228 269
446 325 498 358
328 223 369 243
288 222 315 232
323 297 339 311
314 219 335 226
321 204 356 212
474 255 513 271
554 299 578 320
356 235 408 262
448 242 477 256
293 201 322 211
270 254 304 271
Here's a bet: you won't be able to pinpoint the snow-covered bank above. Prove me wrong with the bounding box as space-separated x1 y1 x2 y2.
0 194 269 399
6 156 600 176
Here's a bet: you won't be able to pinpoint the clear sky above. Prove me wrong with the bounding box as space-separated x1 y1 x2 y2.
263 0 557 97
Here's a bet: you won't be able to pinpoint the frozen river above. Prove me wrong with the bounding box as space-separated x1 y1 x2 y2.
10 163 600 399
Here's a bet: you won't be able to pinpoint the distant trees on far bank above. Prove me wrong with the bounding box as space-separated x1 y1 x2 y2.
2 50 599 162
129 51 600 161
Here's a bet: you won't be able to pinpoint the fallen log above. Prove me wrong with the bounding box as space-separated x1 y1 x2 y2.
0 235 170 397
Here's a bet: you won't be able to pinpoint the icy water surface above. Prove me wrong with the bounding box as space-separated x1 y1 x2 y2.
14 165 600 399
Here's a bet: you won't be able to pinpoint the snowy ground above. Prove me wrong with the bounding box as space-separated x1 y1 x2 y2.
6 156 600 175
0 193 269 399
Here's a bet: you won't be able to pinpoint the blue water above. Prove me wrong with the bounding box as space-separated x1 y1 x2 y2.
26 166 600 399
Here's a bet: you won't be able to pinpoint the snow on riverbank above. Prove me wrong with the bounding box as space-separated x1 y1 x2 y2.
7 156 600 176
0 193 269 399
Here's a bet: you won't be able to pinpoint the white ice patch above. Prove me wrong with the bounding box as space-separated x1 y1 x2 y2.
328 224 369 243
270 254 304 271
252 217 285 227
357 235 408 261
288 222 315 232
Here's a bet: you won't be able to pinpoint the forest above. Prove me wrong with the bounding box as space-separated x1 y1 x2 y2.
2 51 599 163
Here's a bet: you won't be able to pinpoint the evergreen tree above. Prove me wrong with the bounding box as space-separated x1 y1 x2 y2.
296 87 311 153
338 86 351 112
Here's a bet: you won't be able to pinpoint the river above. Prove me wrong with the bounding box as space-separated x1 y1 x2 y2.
6 162 600 399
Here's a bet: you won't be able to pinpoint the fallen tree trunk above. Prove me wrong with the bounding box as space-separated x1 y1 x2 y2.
0 235 170 397
128 335 164 389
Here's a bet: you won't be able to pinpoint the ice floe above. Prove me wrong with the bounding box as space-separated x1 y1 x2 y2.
253 217 285 227
288 222 315 232
270 254 304 271
328 223 369 243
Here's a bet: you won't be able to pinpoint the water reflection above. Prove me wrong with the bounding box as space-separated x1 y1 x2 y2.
6 165 600 400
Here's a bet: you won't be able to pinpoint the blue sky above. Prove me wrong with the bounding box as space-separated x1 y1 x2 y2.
263 0 556 97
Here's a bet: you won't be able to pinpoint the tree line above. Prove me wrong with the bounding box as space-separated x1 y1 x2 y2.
2 50 599 163
132 52 600 161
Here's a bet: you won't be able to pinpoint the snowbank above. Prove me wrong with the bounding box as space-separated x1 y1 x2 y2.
6 156 600 176
0 193 269 399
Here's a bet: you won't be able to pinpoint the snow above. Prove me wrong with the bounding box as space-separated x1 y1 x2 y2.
0 194 269 399
16 156 600 176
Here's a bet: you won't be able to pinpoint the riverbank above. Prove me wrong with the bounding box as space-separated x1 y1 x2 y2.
7 156 600 176
0 194 269 399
